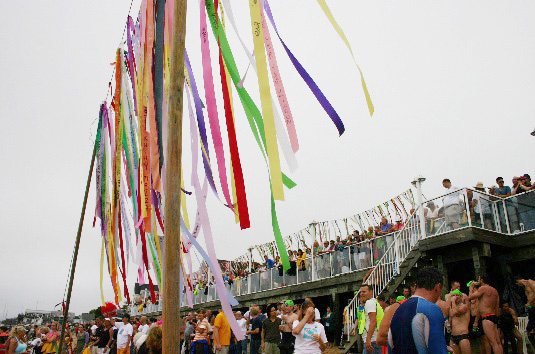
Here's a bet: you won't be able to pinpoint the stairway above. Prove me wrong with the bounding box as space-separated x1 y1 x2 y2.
338 333 359 353
340 207 426 350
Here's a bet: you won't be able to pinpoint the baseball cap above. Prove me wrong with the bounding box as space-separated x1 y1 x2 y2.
452 289 463 296
524 174 531 179
396 296 406 302
284 300 294 306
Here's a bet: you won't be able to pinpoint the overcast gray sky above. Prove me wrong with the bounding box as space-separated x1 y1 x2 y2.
1 0 534 319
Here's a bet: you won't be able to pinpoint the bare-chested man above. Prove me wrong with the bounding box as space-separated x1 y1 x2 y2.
450 291 471 354
516 277 535 342
446 281 461 309
469 283 487 354
376 300 400 347
468 274 503 354
279 300 298 354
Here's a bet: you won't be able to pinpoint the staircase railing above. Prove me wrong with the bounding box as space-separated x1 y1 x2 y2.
344 207 422 339
364 206 422 296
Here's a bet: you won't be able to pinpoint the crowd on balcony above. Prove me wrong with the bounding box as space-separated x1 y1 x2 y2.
185 216 411 297
182 174 535 302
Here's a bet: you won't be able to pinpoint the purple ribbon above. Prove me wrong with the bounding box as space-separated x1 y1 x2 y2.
184 50 220 198
126 17 138 116
263 0 345 136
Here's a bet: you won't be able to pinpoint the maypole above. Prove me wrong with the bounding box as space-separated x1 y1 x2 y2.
162 0 187 353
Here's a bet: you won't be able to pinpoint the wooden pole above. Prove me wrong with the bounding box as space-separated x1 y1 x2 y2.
163 0 187 353
57 132 99 354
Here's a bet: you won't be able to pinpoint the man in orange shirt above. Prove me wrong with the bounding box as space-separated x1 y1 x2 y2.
214 309 231 354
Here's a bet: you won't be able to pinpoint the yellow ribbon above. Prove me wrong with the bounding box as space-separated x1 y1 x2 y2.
315 0 374 116
249 0 284 201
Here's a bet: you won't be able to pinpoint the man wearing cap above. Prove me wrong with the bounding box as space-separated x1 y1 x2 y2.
279 300 297 354
442 179 462 230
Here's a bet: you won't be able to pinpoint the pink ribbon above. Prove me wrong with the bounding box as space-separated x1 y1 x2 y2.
199 1 234 212
260 8 298 152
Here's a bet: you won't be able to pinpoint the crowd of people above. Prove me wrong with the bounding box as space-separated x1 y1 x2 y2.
181 298 335 354
349 267 534 354
187 218 409 297
0 315 165 354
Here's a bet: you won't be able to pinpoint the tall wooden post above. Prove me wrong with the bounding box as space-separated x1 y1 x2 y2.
163 0 187 353
57 129 99 354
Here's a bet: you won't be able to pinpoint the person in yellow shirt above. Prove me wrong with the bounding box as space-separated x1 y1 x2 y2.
214 309 231 354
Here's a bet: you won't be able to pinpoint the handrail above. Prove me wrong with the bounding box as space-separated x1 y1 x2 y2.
363 207 421 295
343 208 421 339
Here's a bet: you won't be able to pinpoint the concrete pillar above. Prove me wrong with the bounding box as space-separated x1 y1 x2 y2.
435 255 448 297
471 246 487 279
331 292 342 346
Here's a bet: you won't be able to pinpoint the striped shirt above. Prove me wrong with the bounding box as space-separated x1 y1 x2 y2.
193 319 210 342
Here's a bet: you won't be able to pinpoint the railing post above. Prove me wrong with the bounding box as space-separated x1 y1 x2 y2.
503 200 511 234
270 267 273 289
310 221 318 281
411 176 427 240
248 247 252 294
330 252 333 277
463 189 472 227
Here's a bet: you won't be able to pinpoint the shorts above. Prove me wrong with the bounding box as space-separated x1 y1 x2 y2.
215 346 229 354
264 342 280 354
482 313 499 325
528 306 535 332
445 205 461 225
451 333 470 346
117 347 129 354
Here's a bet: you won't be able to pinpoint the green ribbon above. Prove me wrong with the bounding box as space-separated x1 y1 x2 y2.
205 0 294 270
147 233 162 286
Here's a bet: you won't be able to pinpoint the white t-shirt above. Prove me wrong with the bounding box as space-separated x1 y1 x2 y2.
443 186 461 207
292 320 327 354
426 207 439 219
236 318 247 335
91 325 98 335
314 308 321 322
116 323 133 349
138 323 150 335
363 299 378 342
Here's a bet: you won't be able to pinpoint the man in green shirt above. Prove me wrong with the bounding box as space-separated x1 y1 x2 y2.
262 306 282 354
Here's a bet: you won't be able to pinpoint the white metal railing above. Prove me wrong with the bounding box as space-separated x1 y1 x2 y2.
128 233 402 315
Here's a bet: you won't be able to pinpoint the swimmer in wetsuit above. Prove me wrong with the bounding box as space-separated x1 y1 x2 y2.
388 267 449 354
468 274 503 354
449 291 471 354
